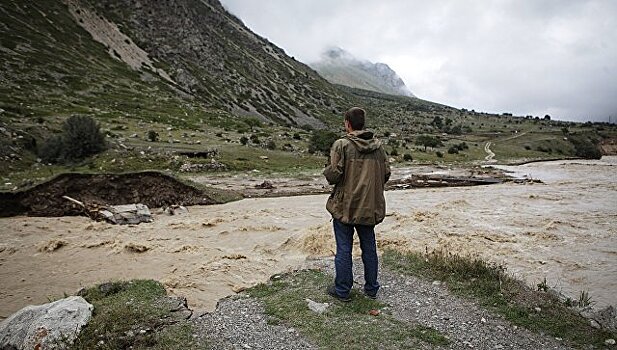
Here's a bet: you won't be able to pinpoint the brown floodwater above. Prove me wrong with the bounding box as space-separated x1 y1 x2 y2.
0 157 615 318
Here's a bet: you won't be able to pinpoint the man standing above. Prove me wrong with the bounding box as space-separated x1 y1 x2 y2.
323 107 390 301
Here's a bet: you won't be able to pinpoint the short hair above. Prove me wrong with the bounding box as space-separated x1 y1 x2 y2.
344 107 365 130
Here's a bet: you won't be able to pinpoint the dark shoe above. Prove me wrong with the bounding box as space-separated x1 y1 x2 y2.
327 285 351 302
363 290 377 300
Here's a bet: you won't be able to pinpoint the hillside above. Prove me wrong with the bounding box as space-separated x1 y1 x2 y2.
0 0 615 189
0 0 346 128
310 47 414 98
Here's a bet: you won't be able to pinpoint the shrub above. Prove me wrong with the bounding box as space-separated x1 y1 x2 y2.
250 134 260 144
569 135 602 159
390 148 398 156
243 117 262 129
447 146 459 154
147 130 159 142
450 125 462 135
240 136 249 145
436 151 444 158
266 140 276 150
293 132 302 140
308 130 339 154
39 115 106 163
403 153 413 162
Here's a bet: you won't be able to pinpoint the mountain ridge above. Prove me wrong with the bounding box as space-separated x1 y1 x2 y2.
310 47 414 98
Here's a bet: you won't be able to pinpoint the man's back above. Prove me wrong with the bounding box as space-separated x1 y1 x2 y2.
324 129 390 226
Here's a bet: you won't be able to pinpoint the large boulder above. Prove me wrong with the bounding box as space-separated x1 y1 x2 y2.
0 296 93 349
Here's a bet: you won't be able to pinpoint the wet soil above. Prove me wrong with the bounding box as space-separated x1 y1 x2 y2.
0 171 219 217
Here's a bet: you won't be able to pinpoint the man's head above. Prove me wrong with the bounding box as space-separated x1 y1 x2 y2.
344 107 365 132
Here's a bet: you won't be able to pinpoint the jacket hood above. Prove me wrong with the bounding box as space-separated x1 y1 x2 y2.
345 130 382 153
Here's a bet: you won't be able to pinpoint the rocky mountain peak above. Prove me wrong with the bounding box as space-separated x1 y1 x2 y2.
311 47 414 98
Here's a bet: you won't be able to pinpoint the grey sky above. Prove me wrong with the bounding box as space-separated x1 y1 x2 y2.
219 0 617 122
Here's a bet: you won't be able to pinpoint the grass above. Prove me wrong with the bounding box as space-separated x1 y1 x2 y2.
247 269 449 349
382 249 616 348
68 280 206 349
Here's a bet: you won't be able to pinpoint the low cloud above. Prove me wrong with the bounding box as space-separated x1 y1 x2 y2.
221 0 617 122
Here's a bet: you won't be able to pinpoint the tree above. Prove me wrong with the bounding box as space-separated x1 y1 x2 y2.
415 135 443 151
39 115 107 163
308 130 339 154
544 114 551 120
431 116 443 129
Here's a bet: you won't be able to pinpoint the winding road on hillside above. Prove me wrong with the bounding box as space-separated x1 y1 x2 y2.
484 131 529 162
484 142 496 161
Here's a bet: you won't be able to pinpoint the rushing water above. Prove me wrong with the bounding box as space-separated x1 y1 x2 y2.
1 157 615 318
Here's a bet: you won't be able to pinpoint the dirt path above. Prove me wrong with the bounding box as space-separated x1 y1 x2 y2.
484 142 496 162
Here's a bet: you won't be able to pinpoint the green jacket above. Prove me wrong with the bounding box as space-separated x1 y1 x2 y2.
323 130 390 225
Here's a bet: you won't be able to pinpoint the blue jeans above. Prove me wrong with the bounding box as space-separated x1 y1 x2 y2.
333 218 380 298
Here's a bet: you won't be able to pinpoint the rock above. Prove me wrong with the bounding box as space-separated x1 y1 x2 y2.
259 156 268 160
369 309 380 316
232 286 247 293
99 204 152 225
124 243 150 253
305 298 329 314
597 306 617 332
164 205 189 216
605 339 616 345
534 307 542 313
254 181 275 189
0 296 93 349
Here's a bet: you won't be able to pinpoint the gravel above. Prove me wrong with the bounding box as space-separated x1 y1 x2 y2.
194 295 317 349
193 258 576 349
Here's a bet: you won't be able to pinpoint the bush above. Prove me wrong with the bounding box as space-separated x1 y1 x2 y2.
308 130 339 154
250 134 260 144
243 117 262 129
266 140 276 150
415 135 443 151
39 115 106 163
293 132 302 140
447 146 459 154
436 151 444 158
403 153 413 162
390 148 398 156
569 135 602 159
147 130 159 142
240 136 249 145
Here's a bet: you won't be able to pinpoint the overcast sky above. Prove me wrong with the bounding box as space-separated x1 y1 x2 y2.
220 0 617 122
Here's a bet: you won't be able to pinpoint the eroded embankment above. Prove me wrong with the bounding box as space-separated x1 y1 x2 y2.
0 171 231 217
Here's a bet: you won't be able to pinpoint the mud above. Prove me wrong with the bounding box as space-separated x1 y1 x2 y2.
191 165 506 198
0 158 615 319
0 172 219 217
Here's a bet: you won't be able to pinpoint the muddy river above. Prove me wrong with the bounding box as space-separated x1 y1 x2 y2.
1 157 615 318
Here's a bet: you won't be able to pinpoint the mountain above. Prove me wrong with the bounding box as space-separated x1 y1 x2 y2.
310 47 414 98
0 0 347 128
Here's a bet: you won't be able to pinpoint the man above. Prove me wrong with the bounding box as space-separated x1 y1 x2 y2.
323 107 390 301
